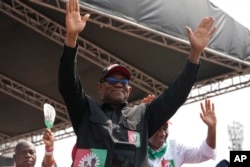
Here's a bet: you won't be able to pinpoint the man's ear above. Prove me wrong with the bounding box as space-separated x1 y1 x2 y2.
127 85 132 94
96 82 100 87
97 82 104 97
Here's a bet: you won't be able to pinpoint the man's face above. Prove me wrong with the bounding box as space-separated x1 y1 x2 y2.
148 124 169 150
14 142 36 167
97 73 131 104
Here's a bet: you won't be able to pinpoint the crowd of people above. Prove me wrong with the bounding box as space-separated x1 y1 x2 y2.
10 0 230 166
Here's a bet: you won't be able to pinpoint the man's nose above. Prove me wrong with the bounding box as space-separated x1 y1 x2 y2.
24 152 33 158
113 81 123 87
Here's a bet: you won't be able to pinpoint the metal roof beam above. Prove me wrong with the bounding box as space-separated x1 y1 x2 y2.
187 73 250 104
0 122 73 155
0 0 167 96
30 0 250 72
1 0 250 103
1 0 250 156
0 74 70 122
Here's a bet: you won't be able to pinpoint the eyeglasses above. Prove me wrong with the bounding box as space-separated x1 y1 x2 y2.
102 77 129 86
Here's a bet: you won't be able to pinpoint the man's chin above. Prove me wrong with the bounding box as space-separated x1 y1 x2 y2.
112 97 126 104
24 161 35 167
158 140 165 145
112 100 126 105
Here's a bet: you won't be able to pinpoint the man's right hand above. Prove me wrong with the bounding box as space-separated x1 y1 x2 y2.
65 0 90 47
43 128 54 148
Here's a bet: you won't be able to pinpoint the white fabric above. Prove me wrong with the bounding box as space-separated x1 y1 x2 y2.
148 139 216 167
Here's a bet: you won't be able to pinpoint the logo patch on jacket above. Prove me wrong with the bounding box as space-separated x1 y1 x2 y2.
128 130 140 148
161 159 175 167
73 148 107 167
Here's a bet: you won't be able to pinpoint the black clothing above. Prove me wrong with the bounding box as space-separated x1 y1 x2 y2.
59 45 199 167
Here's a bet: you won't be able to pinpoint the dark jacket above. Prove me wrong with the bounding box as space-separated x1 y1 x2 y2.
59 45 199 167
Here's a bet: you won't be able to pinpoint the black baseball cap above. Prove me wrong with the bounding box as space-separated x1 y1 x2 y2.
99 64 131 82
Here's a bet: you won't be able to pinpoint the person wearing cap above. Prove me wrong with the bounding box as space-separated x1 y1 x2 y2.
146 98 216 167
58 0 216 166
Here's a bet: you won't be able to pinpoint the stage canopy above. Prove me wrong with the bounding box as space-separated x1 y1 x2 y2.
1 0 250 156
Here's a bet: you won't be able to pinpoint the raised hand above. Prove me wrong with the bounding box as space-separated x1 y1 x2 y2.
43 128 54 148
200 99 217 128
185 17 216 63
141 94 155 104
65 0 90 47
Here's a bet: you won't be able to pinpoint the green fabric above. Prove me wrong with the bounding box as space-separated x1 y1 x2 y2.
148 142 167 160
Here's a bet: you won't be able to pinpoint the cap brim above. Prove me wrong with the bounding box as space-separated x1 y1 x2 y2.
105 65 131 80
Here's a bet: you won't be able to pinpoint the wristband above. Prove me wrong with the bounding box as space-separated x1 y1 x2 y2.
45 151 54 156
45 146 54 156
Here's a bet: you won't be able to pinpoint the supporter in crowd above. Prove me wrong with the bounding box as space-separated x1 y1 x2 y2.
13 128 57 167
146 98 216 167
